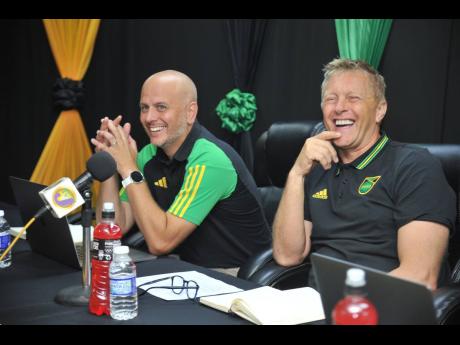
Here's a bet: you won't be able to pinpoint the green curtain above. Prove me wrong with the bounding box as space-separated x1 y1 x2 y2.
335 19 393 69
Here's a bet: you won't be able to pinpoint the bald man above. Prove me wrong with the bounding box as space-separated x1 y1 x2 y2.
91 70 270 273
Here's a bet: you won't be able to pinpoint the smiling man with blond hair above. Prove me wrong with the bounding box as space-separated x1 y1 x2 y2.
273 59 456 290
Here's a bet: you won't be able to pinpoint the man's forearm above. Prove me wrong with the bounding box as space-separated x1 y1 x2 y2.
272 170 310 266
124 182 172 253
389 221 450 291
389 266 438 291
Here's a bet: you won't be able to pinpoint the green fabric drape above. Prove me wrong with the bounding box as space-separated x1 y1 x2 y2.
335 19 393 69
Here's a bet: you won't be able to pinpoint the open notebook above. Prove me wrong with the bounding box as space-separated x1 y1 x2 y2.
200 285 325 325
9 176 156 269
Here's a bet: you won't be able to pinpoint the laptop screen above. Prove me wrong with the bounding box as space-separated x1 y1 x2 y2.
310 252 437 325
9 176 82 269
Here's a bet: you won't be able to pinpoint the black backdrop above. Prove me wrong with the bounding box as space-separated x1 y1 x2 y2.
1 19 459 204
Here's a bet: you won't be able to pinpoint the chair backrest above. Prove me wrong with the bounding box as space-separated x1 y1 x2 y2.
254 121 323 225
417 144 460 279
254 121 324 188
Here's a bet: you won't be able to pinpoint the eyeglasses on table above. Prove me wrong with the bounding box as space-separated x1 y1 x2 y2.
137 275 200 300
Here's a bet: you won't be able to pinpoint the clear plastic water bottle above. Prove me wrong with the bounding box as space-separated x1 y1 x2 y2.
332 268 378 325
0 210 12 268
110 245 138 320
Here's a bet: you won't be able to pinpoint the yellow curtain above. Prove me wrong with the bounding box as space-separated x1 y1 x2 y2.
31 19 101 201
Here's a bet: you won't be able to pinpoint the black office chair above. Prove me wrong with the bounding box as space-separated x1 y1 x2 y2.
238 121 460 324
425 144 460 324
238 120 324 288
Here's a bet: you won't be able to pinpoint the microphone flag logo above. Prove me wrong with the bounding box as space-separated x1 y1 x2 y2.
39 177 84 218
52 187 77 208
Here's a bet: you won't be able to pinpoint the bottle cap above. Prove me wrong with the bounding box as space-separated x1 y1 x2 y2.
103 202 115 212
346 268 366 288
113 245 129 255
0 210 4 217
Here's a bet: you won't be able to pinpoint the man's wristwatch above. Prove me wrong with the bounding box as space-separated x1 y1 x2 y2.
121 170 145 188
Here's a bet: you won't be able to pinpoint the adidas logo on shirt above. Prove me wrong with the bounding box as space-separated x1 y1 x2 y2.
154 177 168 188
312 188 328 200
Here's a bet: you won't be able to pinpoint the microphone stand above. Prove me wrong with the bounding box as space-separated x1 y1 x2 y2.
55 186 92 306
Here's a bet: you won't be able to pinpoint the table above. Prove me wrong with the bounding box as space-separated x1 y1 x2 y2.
0 240 259 325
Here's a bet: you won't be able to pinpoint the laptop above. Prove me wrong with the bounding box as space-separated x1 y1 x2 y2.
9 176 156 269
310 252 438 325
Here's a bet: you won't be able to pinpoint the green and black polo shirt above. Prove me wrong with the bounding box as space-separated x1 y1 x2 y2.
304 132 456 286
120 122 270 268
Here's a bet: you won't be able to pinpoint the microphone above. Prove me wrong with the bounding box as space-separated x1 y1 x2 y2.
74 151 117 191
35 151 117 219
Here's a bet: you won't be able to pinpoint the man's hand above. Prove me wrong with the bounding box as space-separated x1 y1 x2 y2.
290 131 341 177
93 115 123 152
91 117 138 177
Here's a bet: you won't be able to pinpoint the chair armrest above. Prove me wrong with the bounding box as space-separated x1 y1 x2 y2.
238 246 275 280
238 246 311 289
433 283 460 324
249 259 311 289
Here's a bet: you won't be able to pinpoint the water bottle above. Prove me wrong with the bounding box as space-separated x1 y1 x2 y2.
110 245 138 320
89 202 122 316
0 210 12 268
332 268 378 325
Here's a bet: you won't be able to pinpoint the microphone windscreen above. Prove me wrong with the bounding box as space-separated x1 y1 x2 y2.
86 151 117 182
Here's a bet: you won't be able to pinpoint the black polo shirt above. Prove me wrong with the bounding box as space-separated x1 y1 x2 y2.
120 122 271 268
304 133 456 286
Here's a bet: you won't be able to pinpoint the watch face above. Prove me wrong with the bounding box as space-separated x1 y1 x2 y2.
131 171 144 183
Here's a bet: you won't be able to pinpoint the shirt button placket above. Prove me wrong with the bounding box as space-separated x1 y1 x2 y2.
338 172 349 199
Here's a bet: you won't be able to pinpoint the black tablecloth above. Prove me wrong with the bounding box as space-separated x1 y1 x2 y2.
0 240 258 325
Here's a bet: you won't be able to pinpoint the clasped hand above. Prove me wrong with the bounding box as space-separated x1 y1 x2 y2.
90 115 138 177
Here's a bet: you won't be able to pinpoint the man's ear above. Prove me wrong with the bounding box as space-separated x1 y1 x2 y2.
375 100 387 124
187 101 198 124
